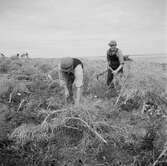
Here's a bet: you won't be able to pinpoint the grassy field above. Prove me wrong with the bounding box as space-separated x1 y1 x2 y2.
0 55 167 166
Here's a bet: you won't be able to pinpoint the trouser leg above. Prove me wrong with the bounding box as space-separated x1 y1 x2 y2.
66 75 75 104
107 69 114 87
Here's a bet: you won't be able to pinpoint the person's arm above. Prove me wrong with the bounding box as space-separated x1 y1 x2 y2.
75 87 81 106
74 64 83 106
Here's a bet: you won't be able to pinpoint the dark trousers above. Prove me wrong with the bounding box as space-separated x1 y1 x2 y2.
107 67 123 86
66 73 75 104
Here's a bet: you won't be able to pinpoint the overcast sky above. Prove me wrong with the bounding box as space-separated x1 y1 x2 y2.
0 0 166 58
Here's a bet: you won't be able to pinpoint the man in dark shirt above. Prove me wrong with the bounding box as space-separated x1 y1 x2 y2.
106 40 124 87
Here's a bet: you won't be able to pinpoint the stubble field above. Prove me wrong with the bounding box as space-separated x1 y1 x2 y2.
0 55 167 166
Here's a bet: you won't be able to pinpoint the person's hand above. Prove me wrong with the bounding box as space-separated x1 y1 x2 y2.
112 70 117 75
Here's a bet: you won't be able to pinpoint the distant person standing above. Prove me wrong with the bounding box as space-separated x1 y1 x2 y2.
106 40 124 88
0 53 5 58
58 57 84 106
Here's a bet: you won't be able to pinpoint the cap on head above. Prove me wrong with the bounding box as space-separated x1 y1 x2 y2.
108 40 117 47
60 57 73 72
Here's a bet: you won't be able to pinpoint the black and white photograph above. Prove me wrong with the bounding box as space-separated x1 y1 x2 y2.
0 0 167 165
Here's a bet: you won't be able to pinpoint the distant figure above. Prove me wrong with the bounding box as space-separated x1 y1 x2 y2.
123 55 133 61
21 52 29 58
58 57 84 106
0 53 5 58
106 40 124 88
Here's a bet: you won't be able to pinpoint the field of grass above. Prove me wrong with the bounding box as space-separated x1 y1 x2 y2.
0 55 167 166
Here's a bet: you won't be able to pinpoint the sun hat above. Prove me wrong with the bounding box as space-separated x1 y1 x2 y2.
60 57 73 72
108 40 117 46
